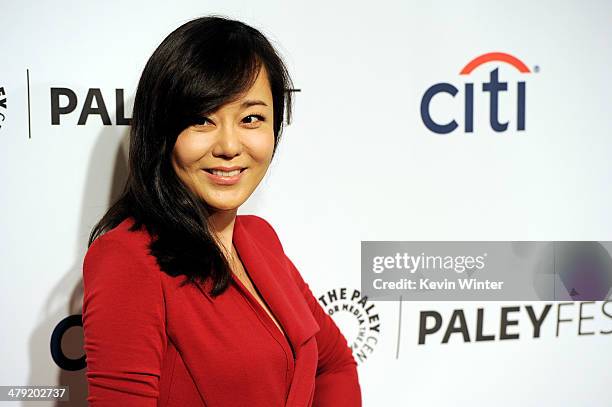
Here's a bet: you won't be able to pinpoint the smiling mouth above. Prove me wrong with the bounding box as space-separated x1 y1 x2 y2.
203 168 246 177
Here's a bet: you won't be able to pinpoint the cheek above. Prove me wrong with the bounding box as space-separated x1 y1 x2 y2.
173 132 209 168
247 129 275 163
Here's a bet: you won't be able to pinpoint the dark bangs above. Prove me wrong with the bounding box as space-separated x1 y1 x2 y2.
160 17 293 149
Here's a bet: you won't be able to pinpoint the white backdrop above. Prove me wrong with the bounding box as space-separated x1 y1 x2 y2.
1 0 611 406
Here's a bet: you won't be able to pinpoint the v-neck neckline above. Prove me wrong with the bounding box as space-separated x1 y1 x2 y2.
231 245 296 360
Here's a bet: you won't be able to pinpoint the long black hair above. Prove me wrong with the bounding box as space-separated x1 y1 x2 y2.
88 15 294 297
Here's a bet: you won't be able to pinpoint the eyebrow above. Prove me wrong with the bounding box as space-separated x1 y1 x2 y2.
240 99 268 108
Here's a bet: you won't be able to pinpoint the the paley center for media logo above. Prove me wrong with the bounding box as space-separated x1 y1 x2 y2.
421 52 533 134
318 287 380 364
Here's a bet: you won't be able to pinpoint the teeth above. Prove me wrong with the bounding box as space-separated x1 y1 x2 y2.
210 169 241 177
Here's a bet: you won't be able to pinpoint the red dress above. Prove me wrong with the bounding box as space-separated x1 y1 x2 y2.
82 214 361 406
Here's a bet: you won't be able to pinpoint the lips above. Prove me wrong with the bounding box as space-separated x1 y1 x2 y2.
202 167 246 186
203 168 246 177
204 165 245 172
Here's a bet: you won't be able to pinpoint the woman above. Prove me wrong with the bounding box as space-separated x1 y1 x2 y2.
81 15 362 407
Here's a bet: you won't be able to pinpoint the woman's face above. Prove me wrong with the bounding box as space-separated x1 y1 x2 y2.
171 65 275 212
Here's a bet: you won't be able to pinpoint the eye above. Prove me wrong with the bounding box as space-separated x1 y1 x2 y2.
242 114 265 127
193 116 214 127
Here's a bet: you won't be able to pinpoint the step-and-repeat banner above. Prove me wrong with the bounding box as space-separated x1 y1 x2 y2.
1 1 611 405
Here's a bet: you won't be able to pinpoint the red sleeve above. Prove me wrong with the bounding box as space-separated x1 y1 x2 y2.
283 254 363 407
81 236 167 406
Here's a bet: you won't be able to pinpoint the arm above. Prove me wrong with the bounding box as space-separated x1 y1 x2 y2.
81 236 166 406
283 254 363 407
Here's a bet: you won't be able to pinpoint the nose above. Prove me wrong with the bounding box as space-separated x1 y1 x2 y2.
211 123 242 159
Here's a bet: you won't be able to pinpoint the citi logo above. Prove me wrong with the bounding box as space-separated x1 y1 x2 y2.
420 52 533 134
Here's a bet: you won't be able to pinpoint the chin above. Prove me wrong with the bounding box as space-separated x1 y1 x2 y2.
197 189 249 212
204 199 244 212
210 205 240 212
